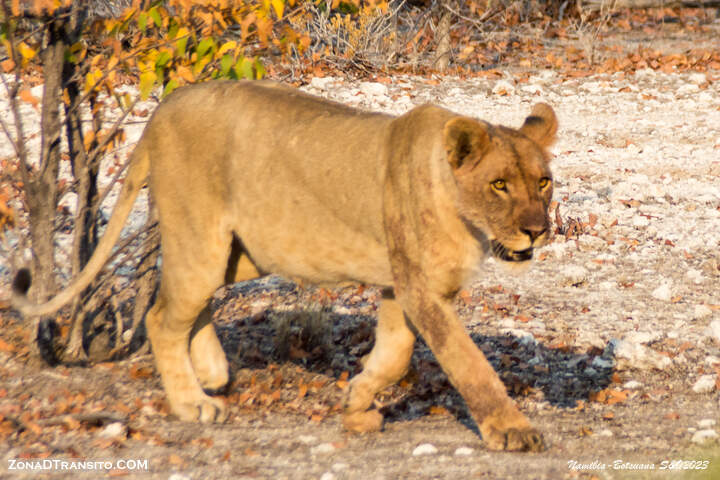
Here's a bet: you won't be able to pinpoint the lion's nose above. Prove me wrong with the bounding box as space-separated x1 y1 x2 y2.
521 227 547 243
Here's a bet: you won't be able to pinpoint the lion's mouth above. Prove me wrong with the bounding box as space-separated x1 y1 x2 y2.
490 240 534 262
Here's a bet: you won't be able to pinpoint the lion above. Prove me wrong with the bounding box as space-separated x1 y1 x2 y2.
12 80 557 452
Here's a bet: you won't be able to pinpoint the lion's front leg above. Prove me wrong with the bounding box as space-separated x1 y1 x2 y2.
402 294 545 452
343 294 415 433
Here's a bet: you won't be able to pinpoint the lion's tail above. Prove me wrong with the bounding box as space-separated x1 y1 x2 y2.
11 140 151 317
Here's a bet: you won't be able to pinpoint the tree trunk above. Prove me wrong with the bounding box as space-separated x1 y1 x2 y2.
433 7 452 71
26 26 64 305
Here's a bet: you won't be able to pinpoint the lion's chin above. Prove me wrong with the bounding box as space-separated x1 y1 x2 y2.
490 240 534 263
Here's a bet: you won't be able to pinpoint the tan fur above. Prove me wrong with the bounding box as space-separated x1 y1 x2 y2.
13 81 557 451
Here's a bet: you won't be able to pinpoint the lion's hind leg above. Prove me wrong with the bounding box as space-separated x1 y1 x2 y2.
145 228 240 423
343 294 415 433
146 292 228 423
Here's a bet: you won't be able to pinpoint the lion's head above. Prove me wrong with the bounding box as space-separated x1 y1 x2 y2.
444 104 558 263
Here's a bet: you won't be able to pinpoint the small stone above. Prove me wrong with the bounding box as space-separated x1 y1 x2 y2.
309 77 337 91
492 80 515 96
591 357 613 369
693 304 712 320
705 356 720 366
169 475 190 480
705 319 720 342
623 380 643 389
692 375 717 394
560 265 588 287
632 215 650 227
311 443 336 454
331 463 349 472
688 72 707 85
676 83 700 95
607 338 671 371
359 82 388 97
698 419 717 428
598 429 613 437
298 435 317 445
686 268 704 285
454 447 474 456
576 331 605 349
98 422 126 439
651 283 672 302
412 443 438 456
623 331 660 344
320 473 336 480
520 84 543 95
691 429 718 444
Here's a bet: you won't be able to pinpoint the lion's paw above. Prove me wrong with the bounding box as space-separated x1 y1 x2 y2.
172 394 228 423
342 409 384 433
483 426 546 452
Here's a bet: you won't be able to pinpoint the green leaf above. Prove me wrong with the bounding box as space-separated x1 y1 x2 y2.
167 21 179 40
219 54 233 77
138 12 148 31
253 58 266 79
149 6 162 28
196 38 215 59
162 79 179 99
139 71 157 100
234 57 254 80
156 51 171 69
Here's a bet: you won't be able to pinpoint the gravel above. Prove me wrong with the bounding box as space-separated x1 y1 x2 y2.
1 65 719 478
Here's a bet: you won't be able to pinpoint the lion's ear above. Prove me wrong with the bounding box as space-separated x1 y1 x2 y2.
520 103 557 148
443 117 490 170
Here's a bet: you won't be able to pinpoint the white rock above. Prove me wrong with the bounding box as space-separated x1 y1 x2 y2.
454 447 474 456
693 304 713 320
685 268 704 285
651 283 673 302
358 82 388 97
309 77 337 91
168 475 190 480
676 83 700 95
598 429 614 437
705 356 720 366
560 265 588 287
692 375 717 394
98 422 126 438
311 443 336 454
320 473 336 480
591 357 614 369
632 215 650 228
698 419 717 428
492 80 515 96
634 68 656 79
623 331 660 344
298 434 317 445
576 331 606 350
412 443 438 456
623 380 643 389
608 338 671 371
691 429 718 444
706 320 720 342
520 84 544 95
688 72 707 85
331 463 349 472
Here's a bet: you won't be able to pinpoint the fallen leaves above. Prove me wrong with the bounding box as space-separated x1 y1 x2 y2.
590 388 630 405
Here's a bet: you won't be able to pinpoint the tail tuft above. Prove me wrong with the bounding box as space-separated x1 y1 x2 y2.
12 268 32 296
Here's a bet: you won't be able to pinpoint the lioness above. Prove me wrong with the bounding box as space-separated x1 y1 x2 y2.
13 80 557 451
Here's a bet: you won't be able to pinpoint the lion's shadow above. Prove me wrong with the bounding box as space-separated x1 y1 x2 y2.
214 290 612 430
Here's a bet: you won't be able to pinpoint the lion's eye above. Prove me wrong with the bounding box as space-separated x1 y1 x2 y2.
491 179 507 192
539 177 551 190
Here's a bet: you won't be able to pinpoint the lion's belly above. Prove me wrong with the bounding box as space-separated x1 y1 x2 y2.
237 214 394 287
